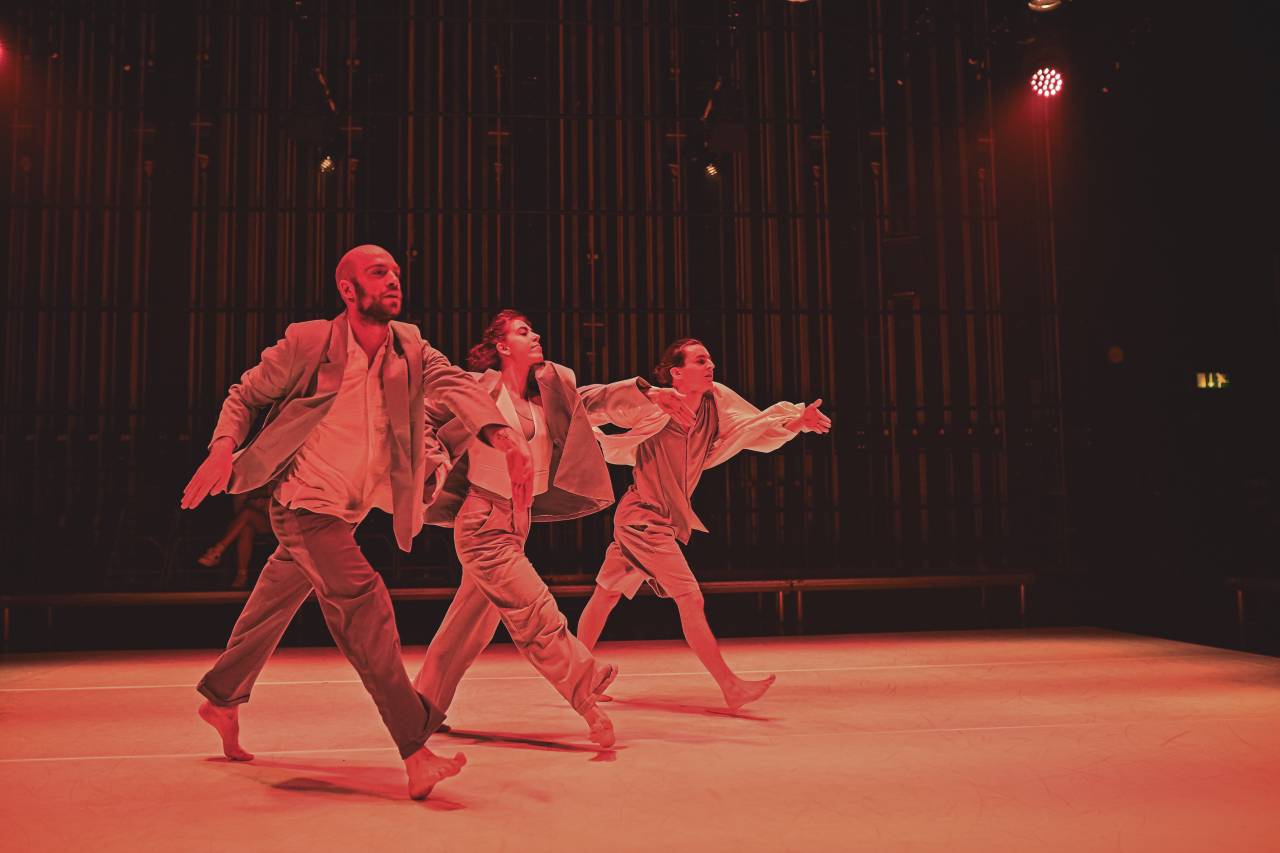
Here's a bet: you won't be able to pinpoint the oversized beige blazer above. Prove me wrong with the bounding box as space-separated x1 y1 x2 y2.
423 362 623 526
209 314 506 551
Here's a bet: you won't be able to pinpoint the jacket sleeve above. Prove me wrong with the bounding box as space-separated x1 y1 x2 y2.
209 326 300 449
703 383 805 470
421 343 508 437
578 377 661 427
421 421 451 505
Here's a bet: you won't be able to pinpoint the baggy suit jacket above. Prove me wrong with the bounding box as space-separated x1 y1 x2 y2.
423 362 623 526
209 314 506 552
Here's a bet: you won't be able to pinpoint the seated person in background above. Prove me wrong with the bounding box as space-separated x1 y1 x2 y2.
198 486 273 589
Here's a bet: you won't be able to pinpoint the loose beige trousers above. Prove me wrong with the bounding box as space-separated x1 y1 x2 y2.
414 487 613 714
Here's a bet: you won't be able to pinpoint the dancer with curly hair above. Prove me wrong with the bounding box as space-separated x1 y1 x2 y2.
413 310 631 746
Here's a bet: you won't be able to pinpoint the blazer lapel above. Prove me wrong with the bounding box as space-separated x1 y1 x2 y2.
478 369 504 408
383 334 411 462
404 326 423 470
536 364 572 448
314 314 348 397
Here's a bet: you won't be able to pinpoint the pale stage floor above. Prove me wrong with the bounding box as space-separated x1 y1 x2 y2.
2 628 1279 852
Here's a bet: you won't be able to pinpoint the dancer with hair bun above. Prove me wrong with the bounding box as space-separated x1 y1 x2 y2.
413 310 627 747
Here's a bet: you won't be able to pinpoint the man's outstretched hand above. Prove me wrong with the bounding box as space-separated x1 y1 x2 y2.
181 437 236 509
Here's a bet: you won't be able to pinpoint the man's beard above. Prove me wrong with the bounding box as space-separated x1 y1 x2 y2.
353 282 399 322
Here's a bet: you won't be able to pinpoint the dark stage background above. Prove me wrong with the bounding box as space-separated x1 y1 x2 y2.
1 1 1277 649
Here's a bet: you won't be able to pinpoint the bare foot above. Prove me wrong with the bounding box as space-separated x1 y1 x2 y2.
198 700 254 761
197 545 225 567
405 747 467 800
722 674 776 712
582 703 615 748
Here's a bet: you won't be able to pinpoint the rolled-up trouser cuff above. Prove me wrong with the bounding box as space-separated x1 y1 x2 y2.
196 681 248 708
397 693 450 759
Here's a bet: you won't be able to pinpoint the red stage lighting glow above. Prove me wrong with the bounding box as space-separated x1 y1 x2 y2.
1031 67 1064 97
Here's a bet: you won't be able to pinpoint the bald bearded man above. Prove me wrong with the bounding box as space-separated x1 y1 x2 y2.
181 244 535 799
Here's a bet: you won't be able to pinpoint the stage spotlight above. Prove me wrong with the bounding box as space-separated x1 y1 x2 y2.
1027 0 1062 11
319 154 336 174
1030 67 1063 97
704 161 720 178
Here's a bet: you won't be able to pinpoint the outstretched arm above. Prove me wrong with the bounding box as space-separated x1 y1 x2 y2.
579 377 697 429
181 332 299 509
784 398 833 434
480 424 535 512
420 344 535 511
421 345 505 434
704 386 831 470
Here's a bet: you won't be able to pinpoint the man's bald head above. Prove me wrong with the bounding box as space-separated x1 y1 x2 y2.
334 244 403 323
335 244 395 288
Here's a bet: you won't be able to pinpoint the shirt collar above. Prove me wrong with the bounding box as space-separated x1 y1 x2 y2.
345 321 393 356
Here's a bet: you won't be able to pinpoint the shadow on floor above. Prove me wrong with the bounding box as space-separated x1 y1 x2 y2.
207 756 467 810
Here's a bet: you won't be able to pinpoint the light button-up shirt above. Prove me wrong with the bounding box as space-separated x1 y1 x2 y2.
274 324 395 522
622 392 718 542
